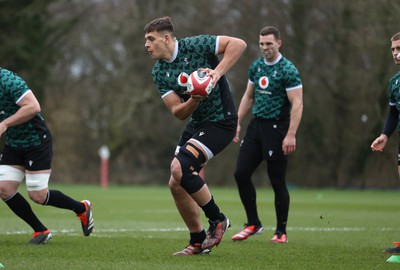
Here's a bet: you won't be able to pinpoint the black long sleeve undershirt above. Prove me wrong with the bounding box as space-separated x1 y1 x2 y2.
382 105 398 137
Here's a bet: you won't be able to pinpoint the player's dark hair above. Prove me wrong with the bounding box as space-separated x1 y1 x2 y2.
391 32 400 42
260 26 280 40
144 16 175 37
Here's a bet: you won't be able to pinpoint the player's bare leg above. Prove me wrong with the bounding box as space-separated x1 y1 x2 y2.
190 184 212 206
169 175 202 232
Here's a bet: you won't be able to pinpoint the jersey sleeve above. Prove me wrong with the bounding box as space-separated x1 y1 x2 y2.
1 69 30 103
388 77 397 106
152 65 170 98
284 62 302 91
184 35 218 56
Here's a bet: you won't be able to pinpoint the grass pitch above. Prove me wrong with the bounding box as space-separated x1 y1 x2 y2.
0 184 399 269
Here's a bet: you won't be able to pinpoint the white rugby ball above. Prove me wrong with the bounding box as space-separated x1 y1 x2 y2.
187 70 213 97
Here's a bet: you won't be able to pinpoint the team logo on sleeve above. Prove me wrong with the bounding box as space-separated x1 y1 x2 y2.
178 72 189 87
258 76 269 89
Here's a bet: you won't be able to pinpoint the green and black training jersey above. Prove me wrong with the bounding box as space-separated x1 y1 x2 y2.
152 35 237 126
0 68 51 148
248 54 302 120
388 71 400 132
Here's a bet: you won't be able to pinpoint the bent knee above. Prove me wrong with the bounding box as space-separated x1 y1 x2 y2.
28 190 48 204
0 181 20 200
169 175 180 188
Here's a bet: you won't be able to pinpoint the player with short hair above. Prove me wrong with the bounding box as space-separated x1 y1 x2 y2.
231 26 303 243
0 68 94 244
370 31 400 254
144 16 246 255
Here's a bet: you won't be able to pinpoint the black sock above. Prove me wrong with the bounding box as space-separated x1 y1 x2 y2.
200 197 223 221
189 230 206 245
4 192 47 232
44 190 85 214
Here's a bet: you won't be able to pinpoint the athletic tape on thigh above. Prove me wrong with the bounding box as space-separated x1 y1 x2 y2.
190 139 214 160
0 165 25 181
179 142 206 171
25 173 50 191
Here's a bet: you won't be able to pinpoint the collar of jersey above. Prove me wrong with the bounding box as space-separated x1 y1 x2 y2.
264 53 282 66
166 40 179 63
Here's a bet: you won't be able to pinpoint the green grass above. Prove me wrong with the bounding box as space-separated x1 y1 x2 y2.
0 185 399 270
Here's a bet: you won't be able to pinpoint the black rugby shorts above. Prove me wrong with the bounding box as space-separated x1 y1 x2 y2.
177 119 237 157
239 117 289 161
0 140 53 171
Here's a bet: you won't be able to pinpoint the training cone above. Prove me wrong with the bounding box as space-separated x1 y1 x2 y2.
387 255 400 263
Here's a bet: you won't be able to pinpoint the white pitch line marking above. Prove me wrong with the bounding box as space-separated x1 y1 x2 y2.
1 226 400 237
